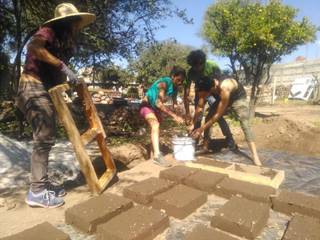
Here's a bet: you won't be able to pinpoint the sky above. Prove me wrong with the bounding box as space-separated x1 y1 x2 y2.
155 0 320 69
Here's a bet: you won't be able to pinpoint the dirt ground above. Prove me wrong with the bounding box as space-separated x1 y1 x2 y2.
0 102 319 239
211 103 320 157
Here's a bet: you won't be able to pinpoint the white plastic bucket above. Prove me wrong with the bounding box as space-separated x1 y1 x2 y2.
172 137 195 161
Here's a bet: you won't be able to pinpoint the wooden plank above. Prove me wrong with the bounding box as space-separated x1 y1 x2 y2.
270 170 285 189
97 133 116 171
76 81 106 138
49 82 117 194
81 128 99 146
76 80 116 172
49 83 70 93
185 161 284 189
49 85 100 194
98 169 117 193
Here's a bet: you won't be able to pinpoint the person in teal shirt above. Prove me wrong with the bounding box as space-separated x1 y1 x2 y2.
140 66 186 167
184 50 237 152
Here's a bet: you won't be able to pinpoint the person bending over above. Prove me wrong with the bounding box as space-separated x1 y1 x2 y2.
191 77 262 166
184 50 237 151
140 66 186 167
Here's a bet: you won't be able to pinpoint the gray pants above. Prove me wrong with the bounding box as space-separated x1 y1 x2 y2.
206 97 254 143
16 75 56 193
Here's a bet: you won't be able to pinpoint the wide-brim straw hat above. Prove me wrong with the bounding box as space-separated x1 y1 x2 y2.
43 3 96 29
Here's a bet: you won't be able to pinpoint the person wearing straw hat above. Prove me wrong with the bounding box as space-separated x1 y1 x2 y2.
15 3 95 208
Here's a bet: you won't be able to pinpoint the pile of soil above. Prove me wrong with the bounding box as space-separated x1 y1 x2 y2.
102 105 143 135
228 116 320 157
69 100 144 136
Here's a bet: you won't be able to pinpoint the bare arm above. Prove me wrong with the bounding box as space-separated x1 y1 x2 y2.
183 81 191 116
202 90 230 131
193 91 209 125
202 79 237 130
190 87 231 139
156 83 183 123
27 37 61 67
172 90 178 109
28 36 78 83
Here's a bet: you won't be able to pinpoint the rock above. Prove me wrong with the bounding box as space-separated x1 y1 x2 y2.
6 201 16 211
0 198 16 210
0 198 5 208
278 127 285 134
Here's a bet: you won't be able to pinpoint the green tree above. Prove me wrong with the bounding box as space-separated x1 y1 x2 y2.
98 65 134 89
130 40 192 85
202 0 317 117
0 0 52 92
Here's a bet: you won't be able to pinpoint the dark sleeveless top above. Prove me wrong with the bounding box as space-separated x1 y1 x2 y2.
23 27 68 90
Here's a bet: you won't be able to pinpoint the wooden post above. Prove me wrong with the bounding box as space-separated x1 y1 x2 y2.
49 84 101 193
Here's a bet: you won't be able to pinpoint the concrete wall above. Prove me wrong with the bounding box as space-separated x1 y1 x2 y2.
270 59 320 87
240 58 320 104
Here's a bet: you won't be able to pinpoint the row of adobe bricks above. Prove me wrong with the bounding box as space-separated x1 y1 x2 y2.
2 165 320 240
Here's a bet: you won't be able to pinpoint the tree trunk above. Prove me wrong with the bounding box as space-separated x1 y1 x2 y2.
11 0 21 94
229 56 239 81
92 54 96 86
243 65 257 119
249 83 257 119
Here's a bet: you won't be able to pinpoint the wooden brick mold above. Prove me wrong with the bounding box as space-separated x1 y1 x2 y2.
186 157 285 189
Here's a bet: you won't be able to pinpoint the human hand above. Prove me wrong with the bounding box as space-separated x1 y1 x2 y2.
174 115 184 124
187 124 194 134
59 61 78 84
185 114 192 125
190 127 203 139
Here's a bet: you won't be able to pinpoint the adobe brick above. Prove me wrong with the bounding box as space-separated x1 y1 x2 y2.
0 222 70 240
271 190 320 218
123 177 175 204
282 215 320 240
215 178 276 203
65 193 133 233
152 184 207 219
211 196 270 239
96 205 169 240
184 170 227 193
159 165 199 184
